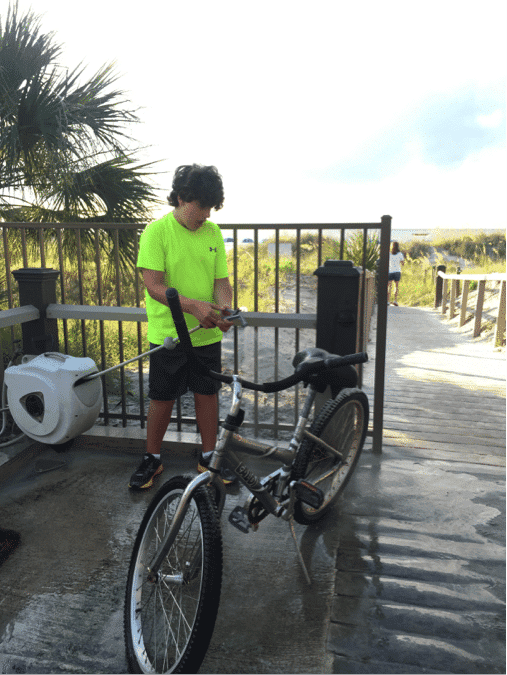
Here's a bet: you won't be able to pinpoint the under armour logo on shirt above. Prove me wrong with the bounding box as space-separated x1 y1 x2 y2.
209 247 217 252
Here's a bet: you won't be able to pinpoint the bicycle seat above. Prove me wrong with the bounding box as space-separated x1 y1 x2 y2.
292 347 358 394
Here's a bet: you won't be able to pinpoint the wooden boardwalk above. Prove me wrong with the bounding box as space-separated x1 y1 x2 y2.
329 305 505 674
364 305 505 465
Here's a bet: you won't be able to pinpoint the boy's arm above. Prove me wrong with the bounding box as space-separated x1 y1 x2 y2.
214 277 234 332
213 277 233 309
141 269 226 329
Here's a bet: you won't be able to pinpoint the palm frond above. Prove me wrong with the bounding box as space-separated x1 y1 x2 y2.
0 1 164 270
0 1 60 99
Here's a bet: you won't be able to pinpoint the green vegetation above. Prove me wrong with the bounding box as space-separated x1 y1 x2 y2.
229 230 505 311
230 231 380 311
398 230 505 307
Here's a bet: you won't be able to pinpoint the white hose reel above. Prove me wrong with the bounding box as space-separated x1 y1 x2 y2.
4 352 102 445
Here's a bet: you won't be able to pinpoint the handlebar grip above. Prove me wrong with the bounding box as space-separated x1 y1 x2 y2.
326 352 368 368
165 288 192 351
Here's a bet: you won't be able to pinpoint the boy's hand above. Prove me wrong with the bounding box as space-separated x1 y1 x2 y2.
217 307 234 333
190 300 232 331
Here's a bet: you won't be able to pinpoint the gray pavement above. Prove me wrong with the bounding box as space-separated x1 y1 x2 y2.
0 305 505 674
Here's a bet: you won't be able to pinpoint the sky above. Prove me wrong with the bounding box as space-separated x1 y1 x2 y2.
3 0 506 233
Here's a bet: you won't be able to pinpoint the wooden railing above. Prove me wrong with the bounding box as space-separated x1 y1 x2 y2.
435 269 506 346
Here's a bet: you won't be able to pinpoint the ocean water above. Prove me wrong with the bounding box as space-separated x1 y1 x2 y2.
390 228 505 243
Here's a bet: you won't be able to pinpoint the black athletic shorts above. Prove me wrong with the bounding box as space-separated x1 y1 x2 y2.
148 341 222 401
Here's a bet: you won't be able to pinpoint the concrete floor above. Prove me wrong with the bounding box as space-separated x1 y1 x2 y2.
0 440 344 674
0 305 504 674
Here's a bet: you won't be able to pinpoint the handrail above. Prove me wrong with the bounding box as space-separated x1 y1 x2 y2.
438 271 506 282
435 269 506 345
0 305 39 329
45 304 317 329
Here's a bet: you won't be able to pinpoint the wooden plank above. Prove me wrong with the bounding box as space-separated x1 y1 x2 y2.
380 409 506 425
438 271 506 281
382 420 505 442
370 389 506 405
384 429 505 462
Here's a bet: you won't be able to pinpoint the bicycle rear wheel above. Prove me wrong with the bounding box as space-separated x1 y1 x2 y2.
124 475 222 674
292 388 369 525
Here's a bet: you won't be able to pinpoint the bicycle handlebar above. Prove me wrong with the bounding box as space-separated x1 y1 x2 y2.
164 287 368 393
166 287 194 351
207 352 368 393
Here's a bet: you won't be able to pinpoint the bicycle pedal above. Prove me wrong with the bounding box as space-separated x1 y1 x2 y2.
294 479 324 509
229 506 251 534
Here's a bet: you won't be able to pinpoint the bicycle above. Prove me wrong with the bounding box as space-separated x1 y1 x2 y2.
124 288 369 674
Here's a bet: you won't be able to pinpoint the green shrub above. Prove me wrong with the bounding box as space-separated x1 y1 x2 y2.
344 231 380 271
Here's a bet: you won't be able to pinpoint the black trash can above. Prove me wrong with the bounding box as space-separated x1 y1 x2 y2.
313 260 360 356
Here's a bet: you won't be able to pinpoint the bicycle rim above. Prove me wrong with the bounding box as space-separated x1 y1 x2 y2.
125 477 222 673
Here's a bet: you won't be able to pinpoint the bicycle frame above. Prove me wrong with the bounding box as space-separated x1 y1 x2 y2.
147 375 319 580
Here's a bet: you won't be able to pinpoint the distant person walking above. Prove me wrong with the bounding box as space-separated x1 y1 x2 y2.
388 241 405 306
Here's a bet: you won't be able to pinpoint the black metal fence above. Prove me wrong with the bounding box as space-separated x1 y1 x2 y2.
1 217 391 451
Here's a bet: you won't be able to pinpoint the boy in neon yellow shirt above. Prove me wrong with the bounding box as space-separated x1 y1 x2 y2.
129 164 233 490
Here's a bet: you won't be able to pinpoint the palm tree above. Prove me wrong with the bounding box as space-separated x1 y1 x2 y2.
0 1 162 267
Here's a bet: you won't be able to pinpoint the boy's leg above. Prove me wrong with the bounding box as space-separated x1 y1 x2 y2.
129 339 181 489
129 400 167 487
194 392 218 453
129 400 172 489
147 399 175 454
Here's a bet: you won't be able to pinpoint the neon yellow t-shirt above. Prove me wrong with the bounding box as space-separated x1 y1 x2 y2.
137 212 229 346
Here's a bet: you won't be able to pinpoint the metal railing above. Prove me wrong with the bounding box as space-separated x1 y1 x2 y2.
435 268 506 346
1 218 391 451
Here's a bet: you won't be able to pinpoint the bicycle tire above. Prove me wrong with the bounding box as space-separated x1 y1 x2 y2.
292 388 369 525
124 475 223 674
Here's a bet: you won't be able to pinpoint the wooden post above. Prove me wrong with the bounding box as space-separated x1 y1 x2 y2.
494 280 506 347
473 280 486 338
449 279 457 320
434 265 446 307
460 281 469 327
441 278 448 315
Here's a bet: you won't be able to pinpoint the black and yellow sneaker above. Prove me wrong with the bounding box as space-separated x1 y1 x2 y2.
129 454 163 490
197 451 237 485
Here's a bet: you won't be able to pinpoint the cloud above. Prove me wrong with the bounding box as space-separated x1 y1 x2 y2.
310 87 506 183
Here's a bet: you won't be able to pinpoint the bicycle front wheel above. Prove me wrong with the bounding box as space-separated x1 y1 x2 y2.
124 475 223 674
292 388 369 525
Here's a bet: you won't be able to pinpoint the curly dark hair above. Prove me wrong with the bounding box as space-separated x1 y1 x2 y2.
390 241 400 254
167 164 224 210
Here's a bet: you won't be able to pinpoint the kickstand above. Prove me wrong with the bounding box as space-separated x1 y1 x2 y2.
289 517 312 585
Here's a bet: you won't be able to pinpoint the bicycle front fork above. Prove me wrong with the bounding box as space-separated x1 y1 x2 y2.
146 471 216 580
